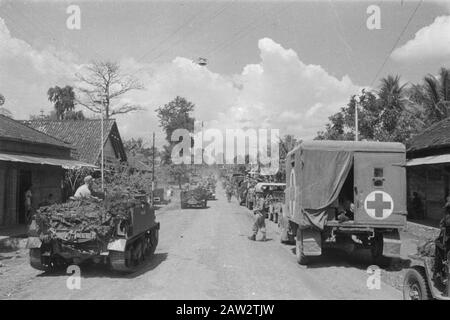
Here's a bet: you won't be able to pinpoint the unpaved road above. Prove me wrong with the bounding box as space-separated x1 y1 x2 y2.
0 187 401 300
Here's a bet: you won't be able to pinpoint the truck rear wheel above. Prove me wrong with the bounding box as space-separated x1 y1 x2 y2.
371 233 391 267
296 229 309 265
147 229 159 257
403 267 431 300
29 248 49 272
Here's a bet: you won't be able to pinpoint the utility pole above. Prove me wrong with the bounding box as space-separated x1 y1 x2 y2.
355 99 359 142
101 101 105 191
152 132 155 203
201 121 204 165
94 95 106 191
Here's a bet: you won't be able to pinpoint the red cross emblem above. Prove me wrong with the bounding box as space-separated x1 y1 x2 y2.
364 191 394 220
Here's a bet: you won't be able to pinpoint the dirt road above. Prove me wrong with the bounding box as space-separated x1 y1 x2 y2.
0 188 401 300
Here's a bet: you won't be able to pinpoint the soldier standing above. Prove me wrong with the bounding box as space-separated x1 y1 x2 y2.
248 195 267 241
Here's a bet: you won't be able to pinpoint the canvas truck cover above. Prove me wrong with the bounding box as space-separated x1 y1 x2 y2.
285 140 405 230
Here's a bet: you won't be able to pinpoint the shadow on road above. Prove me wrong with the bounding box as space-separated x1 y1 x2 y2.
291 247 411 271
36 252 168 279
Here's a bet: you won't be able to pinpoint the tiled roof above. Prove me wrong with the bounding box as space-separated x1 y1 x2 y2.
0 115 70 149
22 119 122 164
408 117 450 153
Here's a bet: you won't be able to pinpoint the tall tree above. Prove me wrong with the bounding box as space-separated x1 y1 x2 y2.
376 75 407 136
156 96 195 187
421 67 450 123
76 61 143 118
156 96 195 143
47 86 76 120
317 90 381 141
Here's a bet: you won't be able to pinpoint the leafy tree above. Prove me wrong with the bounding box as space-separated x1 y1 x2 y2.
420 67 450 123
30 109 85 121
0 93 12 118
124 137 158 165
76 61 143 119
317 75 427 144
64 110 86 120
156 96 195 184
317 90 381 141
47 86 76 120
156 96 195 142
377 75 407 135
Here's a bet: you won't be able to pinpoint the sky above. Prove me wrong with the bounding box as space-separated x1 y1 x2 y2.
0 0 449 147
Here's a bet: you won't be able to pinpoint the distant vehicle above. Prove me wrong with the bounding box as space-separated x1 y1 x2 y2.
280 140 407 265
180 186 208 209
206 186 216 200
152 188 166 205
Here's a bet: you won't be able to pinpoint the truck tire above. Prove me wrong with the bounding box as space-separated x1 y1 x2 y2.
371 233 391 267
280 226 289 244
296 229 309 265
29 248 49 272
403 267 431 300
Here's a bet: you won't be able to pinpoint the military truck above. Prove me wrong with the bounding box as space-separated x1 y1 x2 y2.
280 140 407 265
403 227 450 300
27 194 160 273
180 186 208 209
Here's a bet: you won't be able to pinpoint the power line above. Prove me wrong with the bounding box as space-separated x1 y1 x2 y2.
135 2 218 64
204 2 292 58
370 0 423 87
129 2 230 77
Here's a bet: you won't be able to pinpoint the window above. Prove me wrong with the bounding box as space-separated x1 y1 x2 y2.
373 168 384 187
374 168 383 177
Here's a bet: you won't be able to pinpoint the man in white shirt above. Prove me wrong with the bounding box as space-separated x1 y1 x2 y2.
74 175 94 199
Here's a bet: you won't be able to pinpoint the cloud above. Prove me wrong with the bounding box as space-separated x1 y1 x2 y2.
0 18 80 119
120 38 360 141
1 16 359 143
392 15 450 62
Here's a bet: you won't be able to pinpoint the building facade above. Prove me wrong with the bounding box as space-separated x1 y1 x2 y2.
407 117 450 222
0 115 90 227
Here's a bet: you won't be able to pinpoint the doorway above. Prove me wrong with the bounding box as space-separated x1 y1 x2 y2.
17 170 32 224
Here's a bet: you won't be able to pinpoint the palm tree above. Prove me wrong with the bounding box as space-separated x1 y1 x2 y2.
378 75 407 112
47 86 76 120
377 75 407 135
422 67 450 122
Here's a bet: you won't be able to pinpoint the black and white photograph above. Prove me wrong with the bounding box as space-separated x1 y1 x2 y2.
0 0 450 304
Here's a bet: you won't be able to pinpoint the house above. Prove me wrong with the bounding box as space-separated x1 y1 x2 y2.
406 117 450 222
22 119 127 166
0 115 93 227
